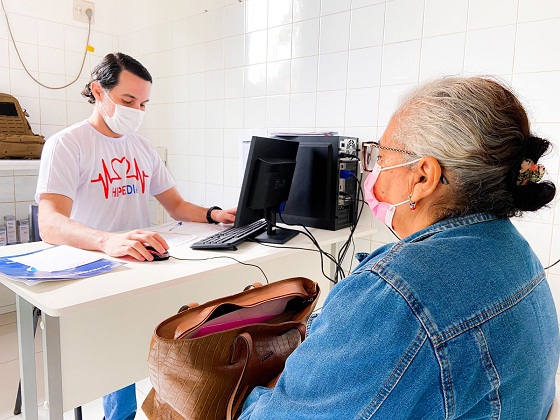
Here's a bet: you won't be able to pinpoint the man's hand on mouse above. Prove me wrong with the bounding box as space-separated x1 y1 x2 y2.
100 230 169 261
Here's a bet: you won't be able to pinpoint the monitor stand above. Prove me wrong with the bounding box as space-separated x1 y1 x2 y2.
254 210 299 244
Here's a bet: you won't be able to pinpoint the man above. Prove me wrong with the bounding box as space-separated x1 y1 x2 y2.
35 52 235 420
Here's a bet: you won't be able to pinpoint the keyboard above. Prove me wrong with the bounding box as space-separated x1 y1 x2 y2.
191 219 268 250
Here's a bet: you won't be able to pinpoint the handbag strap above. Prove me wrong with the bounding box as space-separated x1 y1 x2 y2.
178 284 263 315
177 302 199 313
226 332 253 420
243 282 263 291
225 325 307 420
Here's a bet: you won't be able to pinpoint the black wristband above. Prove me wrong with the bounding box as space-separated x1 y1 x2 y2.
206 206 222 224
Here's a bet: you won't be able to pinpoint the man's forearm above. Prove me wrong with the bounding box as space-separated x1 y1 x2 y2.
156 187 236 225
39 211 109 251
170 201 207 223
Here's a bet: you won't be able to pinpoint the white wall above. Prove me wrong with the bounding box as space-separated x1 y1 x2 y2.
116 0 560 290
0 0 119 239
0 0 559 312
0 0 119 312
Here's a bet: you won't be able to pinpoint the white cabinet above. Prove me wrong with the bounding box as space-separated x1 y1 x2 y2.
0 160 40 171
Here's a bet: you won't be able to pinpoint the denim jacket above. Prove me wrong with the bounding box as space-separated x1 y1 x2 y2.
240 213 559 419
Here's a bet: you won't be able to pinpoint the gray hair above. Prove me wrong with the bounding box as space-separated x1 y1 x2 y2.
391 76 555 218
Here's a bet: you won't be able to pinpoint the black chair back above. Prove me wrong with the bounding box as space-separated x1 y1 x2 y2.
28 205 41 242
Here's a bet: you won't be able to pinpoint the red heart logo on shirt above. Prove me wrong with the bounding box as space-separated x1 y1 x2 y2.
110 157 130 181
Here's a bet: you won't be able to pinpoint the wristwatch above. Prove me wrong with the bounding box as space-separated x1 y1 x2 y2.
206 206 222 224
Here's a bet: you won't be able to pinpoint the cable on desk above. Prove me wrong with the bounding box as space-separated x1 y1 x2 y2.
272 215 347 284
169 255 269 284
246 167 366 285
336 171 364 278
545 258 559 270
260 205 343 283
282 222 345 282
295 225 344 282
270 172 367 285
248 239 339 284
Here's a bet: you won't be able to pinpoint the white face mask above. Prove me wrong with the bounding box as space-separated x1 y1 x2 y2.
364 159 421 229
100 90 145 135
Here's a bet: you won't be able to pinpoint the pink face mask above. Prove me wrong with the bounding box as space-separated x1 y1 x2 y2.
364 160 421 229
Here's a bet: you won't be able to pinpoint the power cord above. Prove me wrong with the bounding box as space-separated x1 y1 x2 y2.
169 255 269 284
336 171 364 278
294 224 346 282
248 238 340 284
264 206 346 283
545 259 559 270
340 153 361 160
263 164 365 284
274 211 345 282
1 0 93 89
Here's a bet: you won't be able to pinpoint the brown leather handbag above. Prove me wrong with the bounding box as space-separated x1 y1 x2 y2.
142 277 320 420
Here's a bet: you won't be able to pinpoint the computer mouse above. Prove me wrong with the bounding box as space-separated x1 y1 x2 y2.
144 245 170 261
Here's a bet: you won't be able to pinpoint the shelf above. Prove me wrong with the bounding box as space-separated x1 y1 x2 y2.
0 160 40 171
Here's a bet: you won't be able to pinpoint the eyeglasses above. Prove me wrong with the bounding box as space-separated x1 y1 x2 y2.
360 141 449 184
361 141 416 171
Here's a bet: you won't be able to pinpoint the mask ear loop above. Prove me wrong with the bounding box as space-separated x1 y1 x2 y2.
97 87 114 119
99 96 111 118
103 88 117 106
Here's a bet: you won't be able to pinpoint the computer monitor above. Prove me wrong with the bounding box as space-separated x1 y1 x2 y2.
235 136 299 244
274 135 359 230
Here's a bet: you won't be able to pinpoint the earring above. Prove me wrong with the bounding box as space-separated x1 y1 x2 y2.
408 195 417 210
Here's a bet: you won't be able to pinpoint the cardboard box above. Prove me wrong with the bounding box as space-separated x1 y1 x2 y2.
0 225 6 246
17 219 29 243
4 215 16 245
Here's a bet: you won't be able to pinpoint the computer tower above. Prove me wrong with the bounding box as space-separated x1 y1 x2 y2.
277 136 359 230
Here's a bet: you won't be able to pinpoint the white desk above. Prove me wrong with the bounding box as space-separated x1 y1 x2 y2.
0 223 375 419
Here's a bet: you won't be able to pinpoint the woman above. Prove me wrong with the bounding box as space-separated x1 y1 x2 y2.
239 77 559 419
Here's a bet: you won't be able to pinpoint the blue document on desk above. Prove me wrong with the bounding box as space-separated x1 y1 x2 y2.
0 245 123 284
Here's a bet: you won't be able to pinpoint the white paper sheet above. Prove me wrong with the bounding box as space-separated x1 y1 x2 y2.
145 221 235 250
145 222 198 248
9 245 102 272
159 233 197 248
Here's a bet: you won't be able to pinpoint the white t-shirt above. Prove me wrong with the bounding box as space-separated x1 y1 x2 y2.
35 120 175 232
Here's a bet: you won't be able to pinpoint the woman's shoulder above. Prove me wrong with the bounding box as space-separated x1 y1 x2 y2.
353 217 544 336
380 218 538 293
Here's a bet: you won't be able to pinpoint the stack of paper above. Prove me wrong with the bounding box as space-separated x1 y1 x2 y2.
270 131 338 137
0 245 122 285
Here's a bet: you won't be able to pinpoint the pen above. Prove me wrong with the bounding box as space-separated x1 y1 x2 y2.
169 221 183 231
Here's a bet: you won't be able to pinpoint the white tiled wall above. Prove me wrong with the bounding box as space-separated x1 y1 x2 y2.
0 0 559 312
116 0 559 280
115 0 560 308
0 0 118 202
0 0 122 312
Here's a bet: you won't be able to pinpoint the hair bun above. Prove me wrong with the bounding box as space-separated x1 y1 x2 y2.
512 180 556 211
524 136 551 162
511 135 556 212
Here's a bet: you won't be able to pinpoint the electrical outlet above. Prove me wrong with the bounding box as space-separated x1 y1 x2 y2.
73 0 95 24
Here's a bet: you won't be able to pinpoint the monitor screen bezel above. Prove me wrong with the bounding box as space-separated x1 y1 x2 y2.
234 136 300 228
